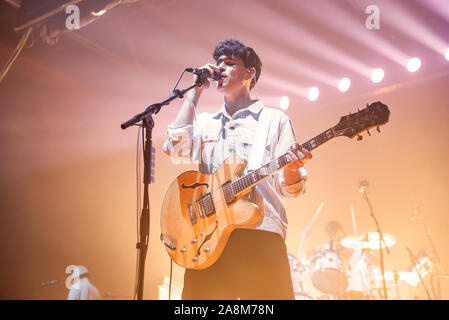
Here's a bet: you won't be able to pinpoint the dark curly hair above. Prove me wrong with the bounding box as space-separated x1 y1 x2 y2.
213 39 262 90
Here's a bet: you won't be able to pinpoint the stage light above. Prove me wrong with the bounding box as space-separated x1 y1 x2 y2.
338 77 351 92
308 87 319 102
406 58 421 72
280 96 290 110
445 48 449 61
371 68 384 83
91 10 107 17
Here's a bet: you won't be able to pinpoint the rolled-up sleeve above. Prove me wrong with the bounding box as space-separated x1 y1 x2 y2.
163 123 194 160
276 166 307 198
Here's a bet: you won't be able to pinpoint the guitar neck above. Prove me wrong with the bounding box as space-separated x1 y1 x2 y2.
231 127 336 195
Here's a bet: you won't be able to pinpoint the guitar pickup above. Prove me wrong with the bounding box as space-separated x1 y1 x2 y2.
197 192 216 217
222 181 236 205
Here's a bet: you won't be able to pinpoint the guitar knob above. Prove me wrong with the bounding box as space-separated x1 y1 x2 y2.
357 135 363 141
191 238 198 244
181 247 187 253
376 126 382 133
204 247 210 253
192 256 198 262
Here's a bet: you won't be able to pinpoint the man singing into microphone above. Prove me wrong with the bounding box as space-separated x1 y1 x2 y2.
163 39 312 299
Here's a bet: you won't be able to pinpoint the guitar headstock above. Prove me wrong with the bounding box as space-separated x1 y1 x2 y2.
334 101 390 139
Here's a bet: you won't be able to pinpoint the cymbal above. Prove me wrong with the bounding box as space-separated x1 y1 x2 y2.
341 232 396 250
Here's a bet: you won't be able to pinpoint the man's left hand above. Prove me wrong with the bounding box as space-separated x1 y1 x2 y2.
284 143 312 184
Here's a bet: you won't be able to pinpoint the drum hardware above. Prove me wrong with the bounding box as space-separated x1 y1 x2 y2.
286 202 446 300
341 232 396 250
287 253 314 299
358 180 391 300
410 205 448 300
406 247 433 299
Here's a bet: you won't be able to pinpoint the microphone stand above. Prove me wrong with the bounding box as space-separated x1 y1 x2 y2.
360 185 389 300
121 74 205 300
406 247 432 299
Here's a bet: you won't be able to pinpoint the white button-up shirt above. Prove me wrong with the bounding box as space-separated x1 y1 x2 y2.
163 100 307 239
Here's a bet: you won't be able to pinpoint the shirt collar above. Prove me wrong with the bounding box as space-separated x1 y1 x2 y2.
212 99 264 120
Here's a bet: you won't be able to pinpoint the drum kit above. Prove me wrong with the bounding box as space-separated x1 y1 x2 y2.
287 231 414 300
287 191 448 300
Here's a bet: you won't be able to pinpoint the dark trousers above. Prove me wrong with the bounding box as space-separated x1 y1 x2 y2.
182 229 295 300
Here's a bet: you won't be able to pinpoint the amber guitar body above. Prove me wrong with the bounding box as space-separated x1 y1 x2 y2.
160 155 261 270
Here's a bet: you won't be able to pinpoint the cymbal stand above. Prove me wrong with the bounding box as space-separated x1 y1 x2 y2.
406 247 432 299
392 266 401 300
359 184 389 300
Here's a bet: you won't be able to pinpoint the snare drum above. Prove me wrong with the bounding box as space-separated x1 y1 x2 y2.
310 248 348 295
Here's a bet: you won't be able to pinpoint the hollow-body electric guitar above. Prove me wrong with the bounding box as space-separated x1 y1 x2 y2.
160 102 390 269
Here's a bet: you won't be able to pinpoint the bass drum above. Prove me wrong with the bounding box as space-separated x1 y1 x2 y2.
310 248 348 296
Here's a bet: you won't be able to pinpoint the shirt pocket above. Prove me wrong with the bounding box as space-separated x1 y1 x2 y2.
201 130 220 163
235 134 254 160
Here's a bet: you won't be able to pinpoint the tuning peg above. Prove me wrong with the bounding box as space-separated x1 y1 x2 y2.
358 107 361 111
357 135 363 141
376 126 382 133
367 129 372 136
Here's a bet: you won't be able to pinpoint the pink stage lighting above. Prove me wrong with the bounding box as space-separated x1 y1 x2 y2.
308 87 319 102
371 68 384 83
445 48 449 61
338 77 351 92
280 96 290 110
406 58 422 72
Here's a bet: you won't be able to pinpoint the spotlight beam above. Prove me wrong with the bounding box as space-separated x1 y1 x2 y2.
295 1 410 66
256 2 373 77
384 2 448 55
262 73 308 99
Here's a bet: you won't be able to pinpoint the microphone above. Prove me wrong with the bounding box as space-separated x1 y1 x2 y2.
41 280 59 287
185 67 223 81
358 180 369 193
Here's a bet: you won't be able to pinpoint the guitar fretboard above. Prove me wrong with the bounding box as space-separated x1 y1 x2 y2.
231 128 335 195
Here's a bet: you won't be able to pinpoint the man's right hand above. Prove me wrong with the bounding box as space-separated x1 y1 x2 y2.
193 63 219 91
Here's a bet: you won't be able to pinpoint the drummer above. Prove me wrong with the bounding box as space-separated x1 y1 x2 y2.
310 220 352 257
